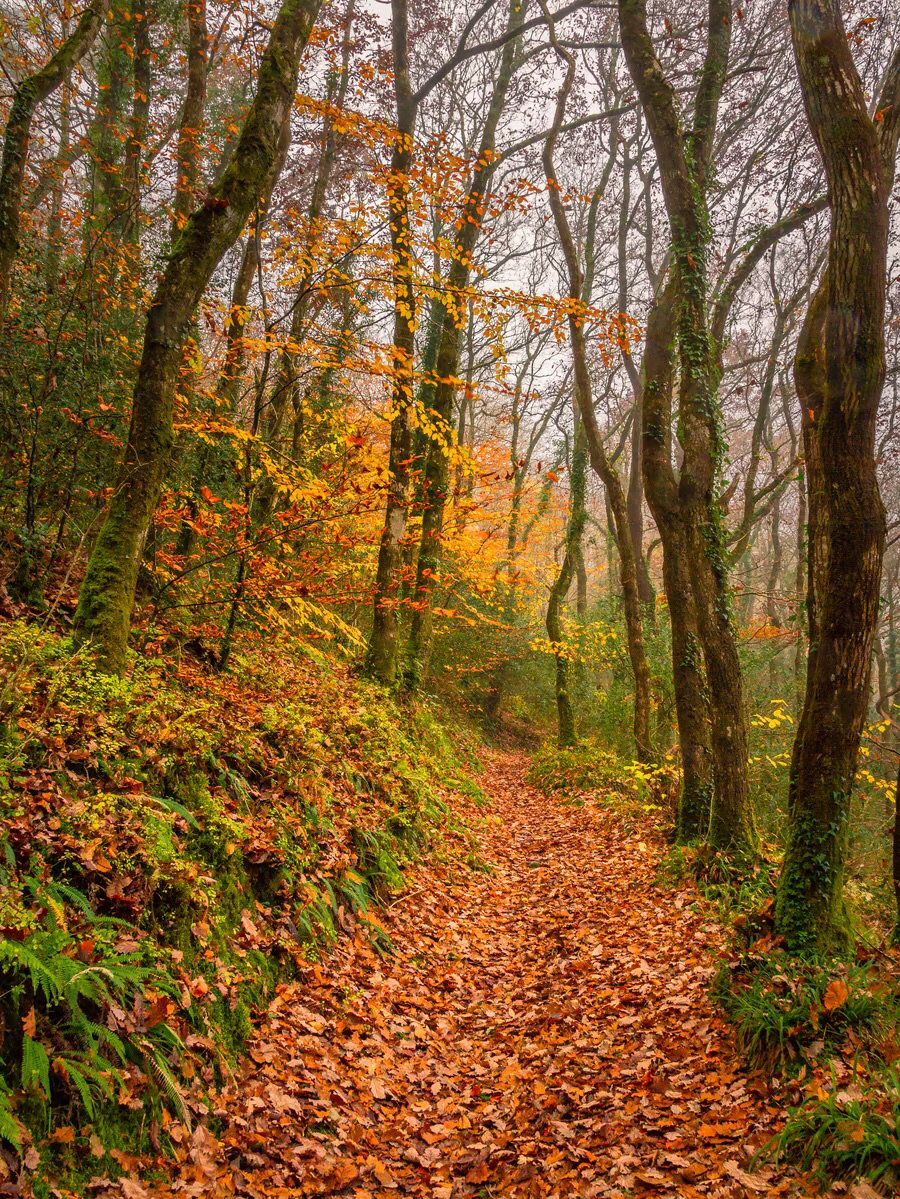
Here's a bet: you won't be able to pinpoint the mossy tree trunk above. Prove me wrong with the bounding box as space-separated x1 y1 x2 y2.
172 0 209 233
74 0 323 674
0 0 111 322
618 0 754 849
641 278 713 840
364 0 417 685
774 4 899 950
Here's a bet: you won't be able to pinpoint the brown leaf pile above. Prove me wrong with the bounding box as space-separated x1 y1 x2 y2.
137 753 820 1199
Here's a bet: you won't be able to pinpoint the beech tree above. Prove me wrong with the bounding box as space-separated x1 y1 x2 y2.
617 0 755 849
2 0 899 971
542 1 653 761
774 4 900 948
0 0 111 321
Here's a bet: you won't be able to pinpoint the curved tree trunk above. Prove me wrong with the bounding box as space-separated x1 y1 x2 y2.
74 0 323 674
775 5 898 949
0 0 111 321
619 0 754 849
541 5 653 761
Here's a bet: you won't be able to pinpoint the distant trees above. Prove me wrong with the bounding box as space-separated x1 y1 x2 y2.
0 0 111 321
542 4 653 760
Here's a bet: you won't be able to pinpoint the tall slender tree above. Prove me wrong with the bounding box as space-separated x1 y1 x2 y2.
74 0 324 674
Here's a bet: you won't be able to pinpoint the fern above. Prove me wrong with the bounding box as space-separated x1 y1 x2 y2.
135 1037 192 1129
0 938 62 1002
147 794 200 829
0 1088 22 1151
21 1035 50 1095
0 876 189 1141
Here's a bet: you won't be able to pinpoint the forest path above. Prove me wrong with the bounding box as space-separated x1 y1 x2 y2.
176 752 813 1199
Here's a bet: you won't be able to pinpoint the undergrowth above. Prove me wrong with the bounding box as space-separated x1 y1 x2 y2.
0 619 483 1185
761 1064 900 1189
677 835 900 1192
527 740 678 824
713 952 897 1075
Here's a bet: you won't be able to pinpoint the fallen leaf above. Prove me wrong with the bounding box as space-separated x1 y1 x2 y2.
120 1179 149 1199
824 978 850 1011
373 1162 397 1188
723 1160 770 1192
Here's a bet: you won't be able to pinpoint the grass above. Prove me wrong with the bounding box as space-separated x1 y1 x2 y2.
713 952 896 1075
762 1064 900 1189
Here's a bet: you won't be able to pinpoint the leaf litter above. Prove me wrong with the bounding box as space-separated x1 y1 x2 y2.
130 752 822 1199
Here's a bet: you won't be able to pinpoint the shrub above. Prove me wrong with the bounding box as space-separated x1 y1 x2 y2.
714 952 896 1074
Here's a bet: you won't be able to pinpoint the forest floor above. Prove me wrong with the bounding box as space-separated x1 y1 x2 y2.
146 752 820 1199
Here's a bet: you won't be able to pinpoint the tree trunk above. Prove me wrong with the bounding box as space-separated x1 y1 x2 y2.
74 0 323 674
365 0 416 684
172 0 209 232
547 420 588 747
619 0 754 849
775 1 897 949
641 278 713 840
894 757 900 943
405 0 525 689
541 9 653 761
0 0 111 321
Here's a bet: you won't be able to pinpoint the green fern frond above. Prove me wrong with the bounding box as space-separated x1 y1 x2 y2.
21 1035 51 1095
0 1089 22 1150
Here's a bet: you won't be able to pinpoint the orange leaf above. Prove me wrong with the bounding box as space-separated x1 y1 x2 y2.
823 978 849 1011
23 1006 36 1038
373 1163 397 1188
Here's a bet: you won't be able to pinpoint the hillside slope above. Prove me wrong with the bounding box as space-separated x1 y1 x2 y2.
0 621 485 1188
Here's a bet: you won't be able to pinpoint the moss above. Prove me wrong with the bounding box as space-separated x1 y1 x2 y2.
28 1100 174 1199
775 803 852 953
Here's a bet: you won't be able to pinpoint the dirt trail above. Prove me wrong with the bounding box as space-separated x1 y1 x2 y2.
167 753 814 1199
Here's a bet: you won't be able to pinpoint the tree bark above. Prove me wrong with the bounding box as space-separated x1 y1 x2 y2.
172 0 209 233
547 420 588 747
541 3 653 761
641 277 714 840
74 0 323 674
365 0 417 684
775 4 898 949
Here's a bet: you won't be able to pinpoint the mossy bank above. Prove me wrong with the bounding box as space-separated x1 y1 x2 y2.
0 620 485 1190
